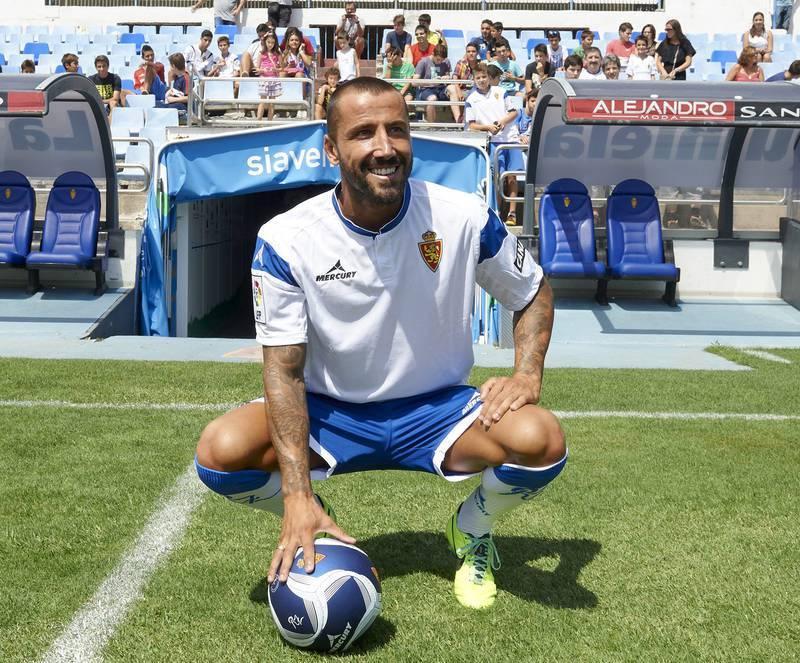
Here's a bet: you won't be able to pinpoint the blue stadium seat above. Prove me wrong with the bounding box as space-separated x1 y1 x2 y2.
215 24 238 40
55 64 85 74
0 171 35 269
709 49 738 72
26 171 107 294
0 53 6 66
442 29 464 40
119 32 146 53
526 38 548 52
605 179 680 306
22 42 51 61
538 178 608 303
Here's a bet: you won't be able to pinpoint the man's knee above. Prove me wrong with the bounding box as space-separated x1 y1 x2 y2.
504 408 565 467
196 418 250 471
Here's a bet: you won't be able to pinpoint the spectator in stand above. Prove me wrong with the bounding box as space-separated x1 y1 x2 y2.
605 22 635 72
468 18 494 61
518 87 537 142
419 14 446 47
315 66 340 120
184 29 216 78
625 36 656 80
573 28 594 59
280 27 316 58
90 55 121 116
545 30 565 70
20 60 36 73
491 22 515 60
525 43 552 92
464 62 522 225
579 47 605 79
241 23 270 77
655 19 694 80
410 25 435 66
256 32 283 121
766 59 800 81
122 45 166 106
490 38 523 95
416 43 458 123
210 35 241 77
158 52 191 114
337 1 365 59
602 54 621 79
743 11 773 62
726 46 765 81
640 24 658 57
384 14 412 58
281 28 313 78
61 53 80 74
383 45 416 103
191 0 246 29
563 54 583 79
268 0 292 28
335 29 359 82
448 42 479 122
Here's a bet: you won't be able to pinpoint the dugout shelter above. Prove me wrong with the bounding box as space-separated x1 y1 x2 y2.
523 79 800 286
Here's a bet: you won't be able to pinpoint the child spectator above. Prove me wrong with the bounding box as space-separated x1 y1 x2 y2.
563 54 583 79
61 53 80 74
465 62 522 225
279 27 316 67
315 67 340 120
626 36 656 80
158 52 191 114
122 46 167 106
605 22 635 72
545 30 564 70
90 55 121 116
410 25 434 66
603 55 621 80
20 59 36 74
383 46 416 103
419 13 445 47
517 87 537 144
184 29 216 78
491 22 515 60
210 35 240 77
578 47 605 79
416 43 457 123
383 14 412 58
257 32 283 121
573 29 594 59
525 43 552 92
490 38 523 95
335 29 359 81
449 42 479 122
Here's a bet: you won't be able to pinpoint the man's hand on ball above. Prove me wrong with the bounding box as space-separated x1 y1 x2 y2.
268 493 355 583
478 373 541 427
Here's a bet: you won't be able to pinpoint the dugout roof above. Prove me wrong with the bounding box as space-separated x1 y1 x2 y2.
525 78 800 239
0 73 117 229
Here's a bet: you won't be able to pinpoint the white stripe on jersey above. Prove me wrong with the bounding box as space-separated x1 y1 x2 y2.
252 178 542 403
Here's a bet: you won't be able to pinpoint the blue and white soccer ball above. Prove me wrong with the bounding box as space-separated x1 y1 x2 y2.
268 539 382 653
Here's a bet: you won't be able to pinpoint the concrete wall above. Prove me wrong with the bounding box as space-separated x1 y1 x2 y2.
6 1 793 36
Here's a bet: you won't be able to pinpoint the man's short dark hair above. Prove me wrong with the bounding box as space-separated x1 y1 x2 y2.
788 60 800 76
141 44 154 55
414 25 428 35
94 54 109 66
432 44 447 58
419 13 432 23
580 28 594 39
386 46 403 58
533 43 548 55
492 22 503 31
480 18 493 28
564 54 583 69
392 14 404 25
494 37 510 50
200 29 213 40
327 76 402 139
618 21 633 33
169 52 186 70
218 35 230 45
256 23 269 34
61 53 78 67
584 46 601 58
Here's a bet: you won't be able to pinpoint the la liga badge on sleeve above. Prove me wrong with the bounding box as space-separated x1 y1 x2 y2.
418 230 443 272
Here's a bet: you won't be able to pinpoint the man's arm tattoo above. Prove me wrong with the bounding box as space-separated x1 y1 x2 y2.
512 278 554 380
263 344 312 496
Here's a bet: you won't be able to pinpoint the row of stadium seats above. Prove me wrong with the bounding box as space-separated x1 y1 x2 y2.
0 170 107 294
538 178 680 307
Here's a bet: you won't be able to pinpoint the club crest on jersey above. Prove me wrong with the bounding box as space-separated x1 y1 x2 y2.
296 552 326 569
418 230 442 273
4 188 10 200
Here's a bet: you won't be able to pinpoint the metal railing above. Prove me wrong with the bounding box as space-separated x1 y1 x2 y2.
112 136 153 193
44 0 664 9
190 75 314 126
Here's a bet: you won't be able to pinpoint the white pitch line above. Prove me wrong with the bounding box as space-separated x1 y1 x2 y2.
40 463 206 663
1 399 799 422
739 349 793 365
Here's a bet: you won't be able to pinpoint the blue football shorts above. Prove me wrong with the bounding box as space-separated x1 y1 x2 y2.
489 141 525 174
253 385 482 482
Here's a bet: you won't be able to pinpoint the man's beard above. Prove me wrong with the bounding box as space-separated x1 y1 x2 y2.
341 157 411 207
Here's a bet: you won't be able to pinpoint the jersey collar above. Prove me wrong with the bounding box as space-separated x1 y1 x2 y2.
331 181 411 237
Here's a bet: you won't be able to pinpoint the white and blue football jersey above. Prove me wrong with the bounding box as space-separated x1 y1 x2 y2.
251 178 543 403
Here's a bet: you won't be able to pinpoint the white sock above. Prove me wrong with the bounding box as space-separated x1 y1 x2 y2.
457 452 568 537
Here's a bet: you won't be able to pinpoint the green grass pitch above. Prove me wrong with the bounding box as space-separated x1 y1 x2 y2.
1 350 799 662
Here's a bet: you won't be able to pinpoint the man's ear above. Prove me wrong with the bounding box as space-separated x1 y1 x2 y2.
323 134 340 166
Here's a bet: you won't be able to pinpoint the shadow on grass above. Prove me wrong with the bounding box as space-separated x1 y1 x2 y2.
360 531 600 609
249 579 397 655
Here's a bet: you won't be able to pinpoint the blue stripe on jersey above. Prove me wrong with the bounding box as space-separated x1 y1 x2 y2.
478 207 508 264
331 181 411 237
252 237 298 287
